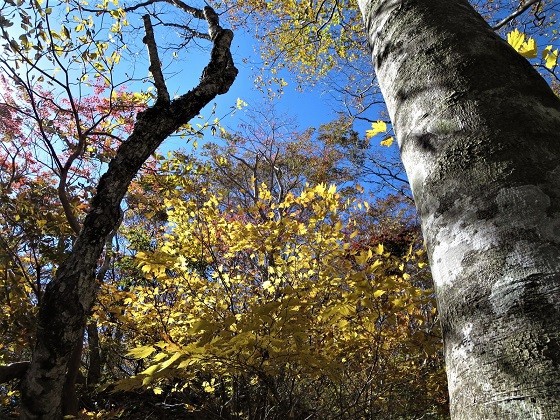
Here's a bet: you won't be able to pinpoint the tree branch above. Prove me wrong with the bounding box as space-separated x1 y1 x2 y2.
0 361 29 383
142 15 170 104
20 5 238 416
492 0 540 30
122 0 204 19
203 6 221 40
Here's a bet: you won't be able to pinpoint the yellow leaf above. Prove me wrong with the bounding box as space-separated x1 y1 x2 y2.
542 45 559 69
373 289 386 298
506 29 537 58
380 136 394 147
262 280 275 292
127 345 155 359
141 364 160 376
365 120 387 138
202 380 215 393
158 352 182 371
355 249 371 265
235 98 248 109
391 298 404 307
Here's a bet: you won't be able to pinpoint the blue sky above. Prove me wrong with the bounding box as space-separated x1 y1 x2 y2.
4 0 557 187
155 26 357 146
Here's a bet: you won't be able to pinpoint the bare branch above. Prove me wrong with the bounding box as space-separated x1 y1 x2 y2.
57 177 82 236
142 15 170 104
493 0 540 30
154 21 211 41
203 6 221 40
167 0 204 19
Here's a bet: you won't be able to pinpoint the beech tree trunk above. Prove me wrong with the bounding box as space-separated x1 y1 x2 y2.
19 9 237 419
358 0 560 418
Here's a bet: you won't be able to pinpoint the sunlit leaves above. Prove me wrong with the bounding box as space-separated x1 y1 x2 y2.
506 29 558 71
507 29 537 58
235 97 248 109
366 121 386 138
127 345 156 359
112 153 444 416
542 45 559 70
366 120 394 147
380 136 394 147
1 0 129 87
234 0 364 86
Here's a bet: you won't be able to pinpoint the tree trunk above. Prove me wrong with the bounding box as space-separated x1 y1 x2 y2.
19 10 237 419
61 327 85 417
358 0 560 418
86 322 102 387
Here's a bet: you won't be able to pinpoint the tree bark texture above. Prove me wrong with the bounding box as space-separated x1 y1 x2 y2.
86 322 102 387
19 11 237 419
358 0 560 418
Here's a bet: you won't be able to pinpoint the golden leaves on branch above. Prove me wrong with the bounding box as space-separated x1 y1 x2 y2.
114 168 441 412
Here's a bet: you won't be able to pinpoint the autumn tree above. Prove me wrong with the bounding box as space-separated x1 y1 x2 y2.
3 0 559 418
0 0 237 417
232 0 559 195
358 0 560 418
233 0 560 416
99 142 446 418
0 70 146 414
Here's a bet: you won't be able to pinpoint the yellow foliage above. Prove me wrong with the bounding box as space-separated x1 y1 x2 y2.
113 169 442 416
380 136 394 147
365 120 387 138
507 29 537 58
542 45 559 70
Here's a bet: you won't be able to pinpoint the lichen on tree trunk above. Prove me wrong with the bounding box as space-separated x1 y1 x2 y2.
358 0 560 418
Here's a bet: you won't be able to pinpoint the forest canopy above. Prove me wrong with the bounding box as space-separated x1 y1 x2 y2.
0 0 559 418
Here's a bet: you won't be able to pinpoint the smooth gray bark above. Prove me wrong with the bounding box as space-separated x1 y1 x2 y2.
358 0 560 418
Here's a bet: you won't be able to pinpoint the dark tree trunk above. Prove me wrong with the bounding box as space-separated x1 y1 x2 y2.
86 322 102 387
19 9 237 419
359 0 560 418
61 327 85 416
